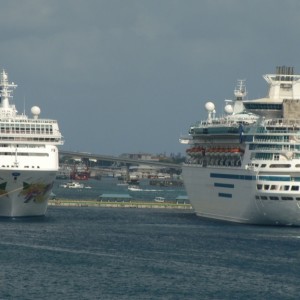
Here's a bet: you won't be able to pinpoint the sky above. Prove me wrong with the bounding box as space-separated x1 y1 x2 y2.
1 0 300 156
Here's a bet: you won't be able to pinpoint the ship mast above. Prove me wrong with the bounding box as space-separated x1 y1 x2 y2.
234 79 247 100
232 79 246 114
0 70 18 118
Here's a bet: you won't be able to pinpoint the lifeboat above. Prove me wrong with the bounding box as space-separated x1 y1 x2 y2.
187 147 205 157
230 148 238 153
206 148 212 154
224 148 231 155
229 147 244 156
194 147 204 156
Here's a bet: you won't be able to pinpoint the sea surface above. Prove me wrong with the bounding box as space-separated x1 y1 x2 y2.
53 177 187 202
0 179 300 299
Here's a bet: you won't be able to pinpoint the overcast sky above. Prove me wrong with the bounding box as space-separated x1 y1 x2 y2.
1 0 300 156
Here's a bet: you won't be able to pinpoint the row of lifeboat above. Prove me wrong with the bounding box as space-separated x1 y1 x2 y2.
186 146 244 156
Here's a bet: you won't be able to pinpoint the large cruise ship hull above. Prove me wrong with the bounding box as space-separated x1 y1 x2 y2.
182 165 300 225
0 170 57 217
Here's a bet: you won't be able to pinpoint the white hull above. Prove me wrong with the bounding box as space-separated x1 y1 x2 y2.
183 164 300 225
0 69 63 217
181 67 300 226
0 169 57 217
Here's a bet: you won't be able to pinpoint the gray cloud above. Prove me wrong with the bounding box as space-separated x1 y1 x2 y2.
1 0 300 155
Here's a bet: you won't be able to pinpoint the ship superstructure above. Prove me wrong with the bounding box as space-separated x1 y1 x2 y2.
181 66 300 225
0 69 63 217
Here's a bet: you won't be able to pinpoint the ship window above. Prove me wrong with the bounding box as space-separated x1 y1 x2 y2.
273 154 280 161
296 164 300 168
261 196 268 200
284 186 290 191
244 103 282 110
270 185 277 190
257 184 262 190
261 164 267 168
270 164 291 168
282 197 293 200
270 196 279 200
264 185 270 190
296 197 300 201
280 83 292 89
291 186 299 191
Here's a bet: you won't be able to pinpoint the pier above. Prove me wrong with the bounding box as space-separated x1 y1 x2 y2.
48 199 192 210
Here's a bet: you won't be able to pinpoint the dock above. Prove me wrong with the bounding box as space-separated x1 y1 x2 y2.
48 199 192 210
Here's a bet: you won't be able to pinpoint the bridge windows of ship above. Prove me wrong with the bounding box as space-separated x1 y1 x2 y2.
0 123 54 135
244 103 282 110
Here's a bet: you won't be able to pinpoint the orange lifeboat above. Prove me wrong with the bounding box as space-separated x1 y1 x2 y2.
230 147 243 155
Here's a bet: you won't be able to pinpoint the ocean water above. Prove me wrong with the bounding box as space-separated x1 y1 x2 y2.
53 178 187 202
0 180 300 299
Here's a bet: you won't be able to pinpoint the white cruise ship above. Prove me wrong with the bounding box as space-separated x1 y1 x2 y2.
0 69 63 217
181 66 300 225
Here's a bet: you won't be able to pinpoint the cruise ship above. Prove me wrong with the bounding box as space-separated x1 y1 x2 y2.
181 66 300 225
0 69 63 217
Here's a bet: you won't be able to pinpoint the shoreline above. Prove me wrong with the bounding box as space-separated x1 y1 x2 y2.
48 199 193 210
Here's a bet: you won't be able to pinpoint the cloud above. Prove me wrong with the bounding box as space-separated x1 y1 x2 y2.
1 0 300 155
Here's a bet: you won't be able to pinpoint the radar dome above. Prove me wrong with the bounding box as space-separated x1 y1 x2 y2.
224 104 233 114
205 102 215 112
31 106 41 119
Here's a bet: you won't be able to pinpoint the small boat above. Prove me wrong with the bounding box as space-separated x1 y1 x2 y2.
154 197 165 203
60 182 84 189
128 185 141 191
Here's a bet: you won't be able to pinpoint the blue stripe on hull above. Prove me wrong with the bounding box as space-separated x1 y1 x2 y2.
210 173 255 180
218 193 232 198
214 182 234 188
